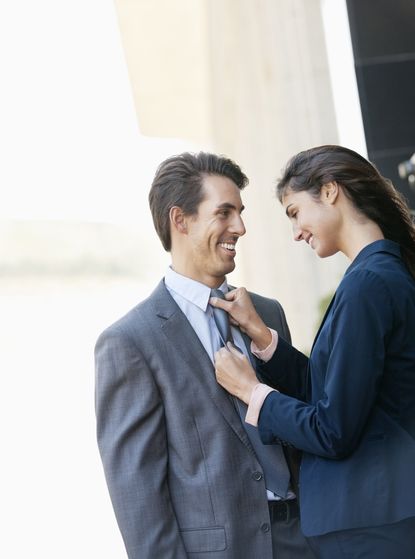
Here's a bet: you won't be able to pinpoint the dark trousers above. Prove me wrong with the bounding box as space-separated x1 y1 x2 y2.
307 516 415 559
269 500 317 559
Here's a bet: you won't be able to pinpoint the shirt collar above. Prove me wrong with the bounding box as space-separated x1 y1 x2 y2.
345 239 401 275
165 267 228 312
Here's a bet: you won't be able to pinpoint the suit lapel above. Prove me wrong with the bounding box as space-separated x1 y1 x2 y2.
311 292 336 352
150 280 256 453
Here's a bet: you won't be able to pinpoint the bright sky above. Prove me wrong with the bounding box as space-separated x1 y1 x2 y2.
0 0 196 227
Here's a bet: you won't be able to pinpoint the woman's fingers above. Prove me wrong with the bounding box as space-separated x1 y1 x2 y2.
214 346 258 404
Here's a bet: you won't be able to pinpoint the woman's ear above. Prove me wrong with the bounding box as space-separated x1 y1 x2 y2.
169 206 188 234
321 181 339 204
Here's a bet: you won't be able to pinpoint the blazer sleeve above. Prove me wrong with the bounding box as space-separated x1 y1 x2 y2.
95 325 188 559
258 270 395 459
253 296 309 399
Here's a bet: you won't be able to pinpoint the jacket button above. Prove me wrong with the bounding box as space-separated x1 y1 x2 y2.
252 471 263 481
261 522 270 533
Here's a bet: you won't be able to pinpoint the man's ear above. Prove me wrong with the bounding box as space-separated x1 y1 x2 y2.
321 181 339 204
169 206 188 234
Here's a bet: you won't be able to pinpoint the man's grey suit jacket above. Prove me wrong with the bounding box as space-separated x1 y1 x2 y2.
95 279 293 558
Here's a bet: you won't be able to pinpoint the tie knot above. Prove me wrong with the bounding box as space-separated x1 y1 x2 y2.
210 289 232 346
211 288 226 301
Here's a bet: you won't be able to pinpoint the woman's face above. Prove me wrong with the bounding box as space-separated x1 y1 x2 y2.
282 186 341 258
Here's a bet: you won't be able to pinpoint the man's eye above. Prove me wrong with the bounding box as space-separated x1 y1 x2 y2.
219 210 229 217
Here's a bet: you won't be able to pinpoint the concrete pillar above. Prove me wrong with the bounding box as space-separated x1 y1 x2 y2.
206 0 347 349
113 0 348 349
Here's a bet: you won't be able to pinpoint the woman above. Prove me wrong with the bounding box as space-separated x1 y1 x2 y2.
211 145 415 558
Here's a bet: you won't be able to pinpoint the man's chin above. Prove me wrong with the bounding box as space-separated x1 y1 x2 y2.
210 255 236 278
221 261 236 276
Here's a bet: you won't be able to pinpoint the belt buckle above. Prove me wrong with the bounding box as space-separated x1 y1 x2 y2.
271 499 292 523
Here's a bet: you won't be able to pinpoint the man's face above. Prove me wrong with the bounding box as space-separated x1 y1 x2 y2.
180 174 246 287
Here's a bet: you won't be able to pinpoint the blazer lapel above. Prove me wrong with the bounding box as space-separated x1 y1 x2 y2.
311 292 336 352
150 281 255 453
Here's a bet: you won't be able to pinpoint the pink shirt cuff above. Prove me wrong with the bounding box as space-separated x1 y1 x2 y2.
250 328 278 362
245 383 276 426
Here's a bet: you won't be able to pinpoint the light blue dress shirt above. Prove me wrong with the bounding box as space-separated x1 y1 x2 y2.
164 267 247 361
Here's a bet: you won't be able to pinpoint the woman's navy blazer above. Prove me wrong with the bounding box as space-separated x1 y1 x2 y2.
258 239 415 536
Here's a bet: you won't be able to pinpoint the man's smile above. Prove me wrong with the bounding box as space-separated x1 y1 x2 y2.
218 239 237 254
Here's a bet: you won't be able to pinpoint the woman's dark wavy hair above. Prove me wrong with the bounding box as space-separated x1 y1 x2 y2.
276 145 415 278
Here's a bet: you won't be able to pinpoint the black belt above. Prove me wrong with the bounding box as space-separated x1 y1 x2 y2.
268 499 299 523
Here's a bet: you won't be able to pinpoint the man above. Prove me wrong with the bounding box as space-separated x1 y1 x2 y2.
95 152 315 558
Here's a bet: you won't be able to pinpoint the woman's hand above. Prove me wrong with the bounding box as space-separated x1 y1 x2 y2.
214 343 259 404
210 287 272 349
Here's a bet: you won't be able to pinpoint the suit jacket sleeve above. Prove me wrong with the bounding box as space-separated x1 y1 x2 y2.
95 325 188 559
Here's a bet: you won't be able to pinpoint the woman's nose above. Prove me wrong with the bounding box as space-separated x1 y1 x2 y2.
293 225 303 242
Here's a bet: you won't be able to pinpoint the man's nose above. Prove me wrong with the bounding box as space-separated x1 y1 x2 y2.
231 214 246 236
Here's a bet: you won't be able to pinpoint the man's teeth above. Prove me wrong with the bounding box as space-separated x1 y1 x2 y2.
219 243 235 250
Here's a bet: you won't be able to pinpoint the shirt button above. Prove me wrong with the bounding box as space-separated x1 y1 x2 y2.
261 522 270 533
252 471 263 481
